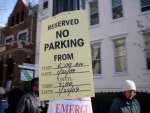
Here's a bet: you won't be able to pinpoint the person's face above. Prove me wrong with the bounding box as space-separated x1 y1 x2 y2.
124 90 136 100
32 81 39 95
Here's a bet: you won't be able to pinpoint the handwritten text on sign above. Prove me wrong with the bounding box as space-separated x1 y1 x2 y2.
39 10 94 100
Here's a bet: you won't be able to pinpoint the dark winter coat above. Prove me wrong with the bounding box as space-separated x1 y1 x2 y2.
109 96 141 113
15 92 40 113
0 101 5 113
7 88 24 113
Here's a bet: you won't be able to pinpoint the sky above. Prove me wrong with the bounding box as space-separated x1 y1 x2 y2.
0 0 38 26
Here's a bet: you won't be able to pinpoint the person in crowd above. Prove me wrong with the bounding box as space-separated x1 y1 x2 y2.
5 75 13 93
0 87 8 113
7 82 24 113
15 78 42 113
109 80 141 113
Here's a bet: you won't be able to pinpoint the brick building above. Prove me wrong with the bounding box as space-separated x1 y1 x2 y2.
0 0 38 86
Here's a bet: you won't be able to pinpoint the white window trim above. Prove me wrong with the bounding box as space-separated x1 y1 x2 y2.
110 0 125 22
142 32 150 71
110 34 128 76
138 0 150 15
17 29 28 41
17 29 28 47
52 0 83 16
91 39 103 78
43 0 48 9
88 0 100 27
137 31 150 75
38 0 52 19
5 35 14 46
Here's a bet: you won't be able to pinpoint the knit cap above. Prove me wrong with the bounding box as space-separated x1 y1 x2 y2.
0 87 6 95
122 80 136 91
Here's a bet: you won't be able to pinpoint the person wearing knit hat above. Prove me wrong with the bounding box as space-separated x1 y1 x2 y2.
122 80 137 100
109 80 141 113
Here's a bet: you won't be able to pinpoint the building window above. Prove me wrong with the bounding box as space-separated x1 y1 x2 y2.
141 0 150 12
5 38 12 45
18 32 27 48
91 43 101 75
43 1 48 9
16 13 20 24
113 38 126 72
5 36 14 46
10 16 15 26
89 0 99 25
0 32 4 45
53 0 85 16
20 11 25 22
81 0 86 9
143 32 150 69
112 0 123 19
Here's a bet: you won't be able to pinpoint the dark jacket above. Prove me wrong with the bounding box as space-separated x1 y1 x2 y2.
0 101 5 113
109 95 140 113
7 88 24 113
15 92 40 113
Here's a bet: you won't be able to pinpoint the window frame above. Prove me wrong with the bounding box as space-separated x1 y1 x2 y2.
20 11 25 22
111 0 124 20
5 35 14 46
16 13 20 24
141 0 150 12
112 37 127 74
89 0 99 26
52 0 84 16
91 41 102 76
17 29 28 48
43 0 48 9
143 32 150 70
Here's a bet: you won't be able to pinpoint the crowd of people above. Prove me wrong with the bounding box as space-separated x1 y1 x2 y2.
0 78 48 113
0 78 140 113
